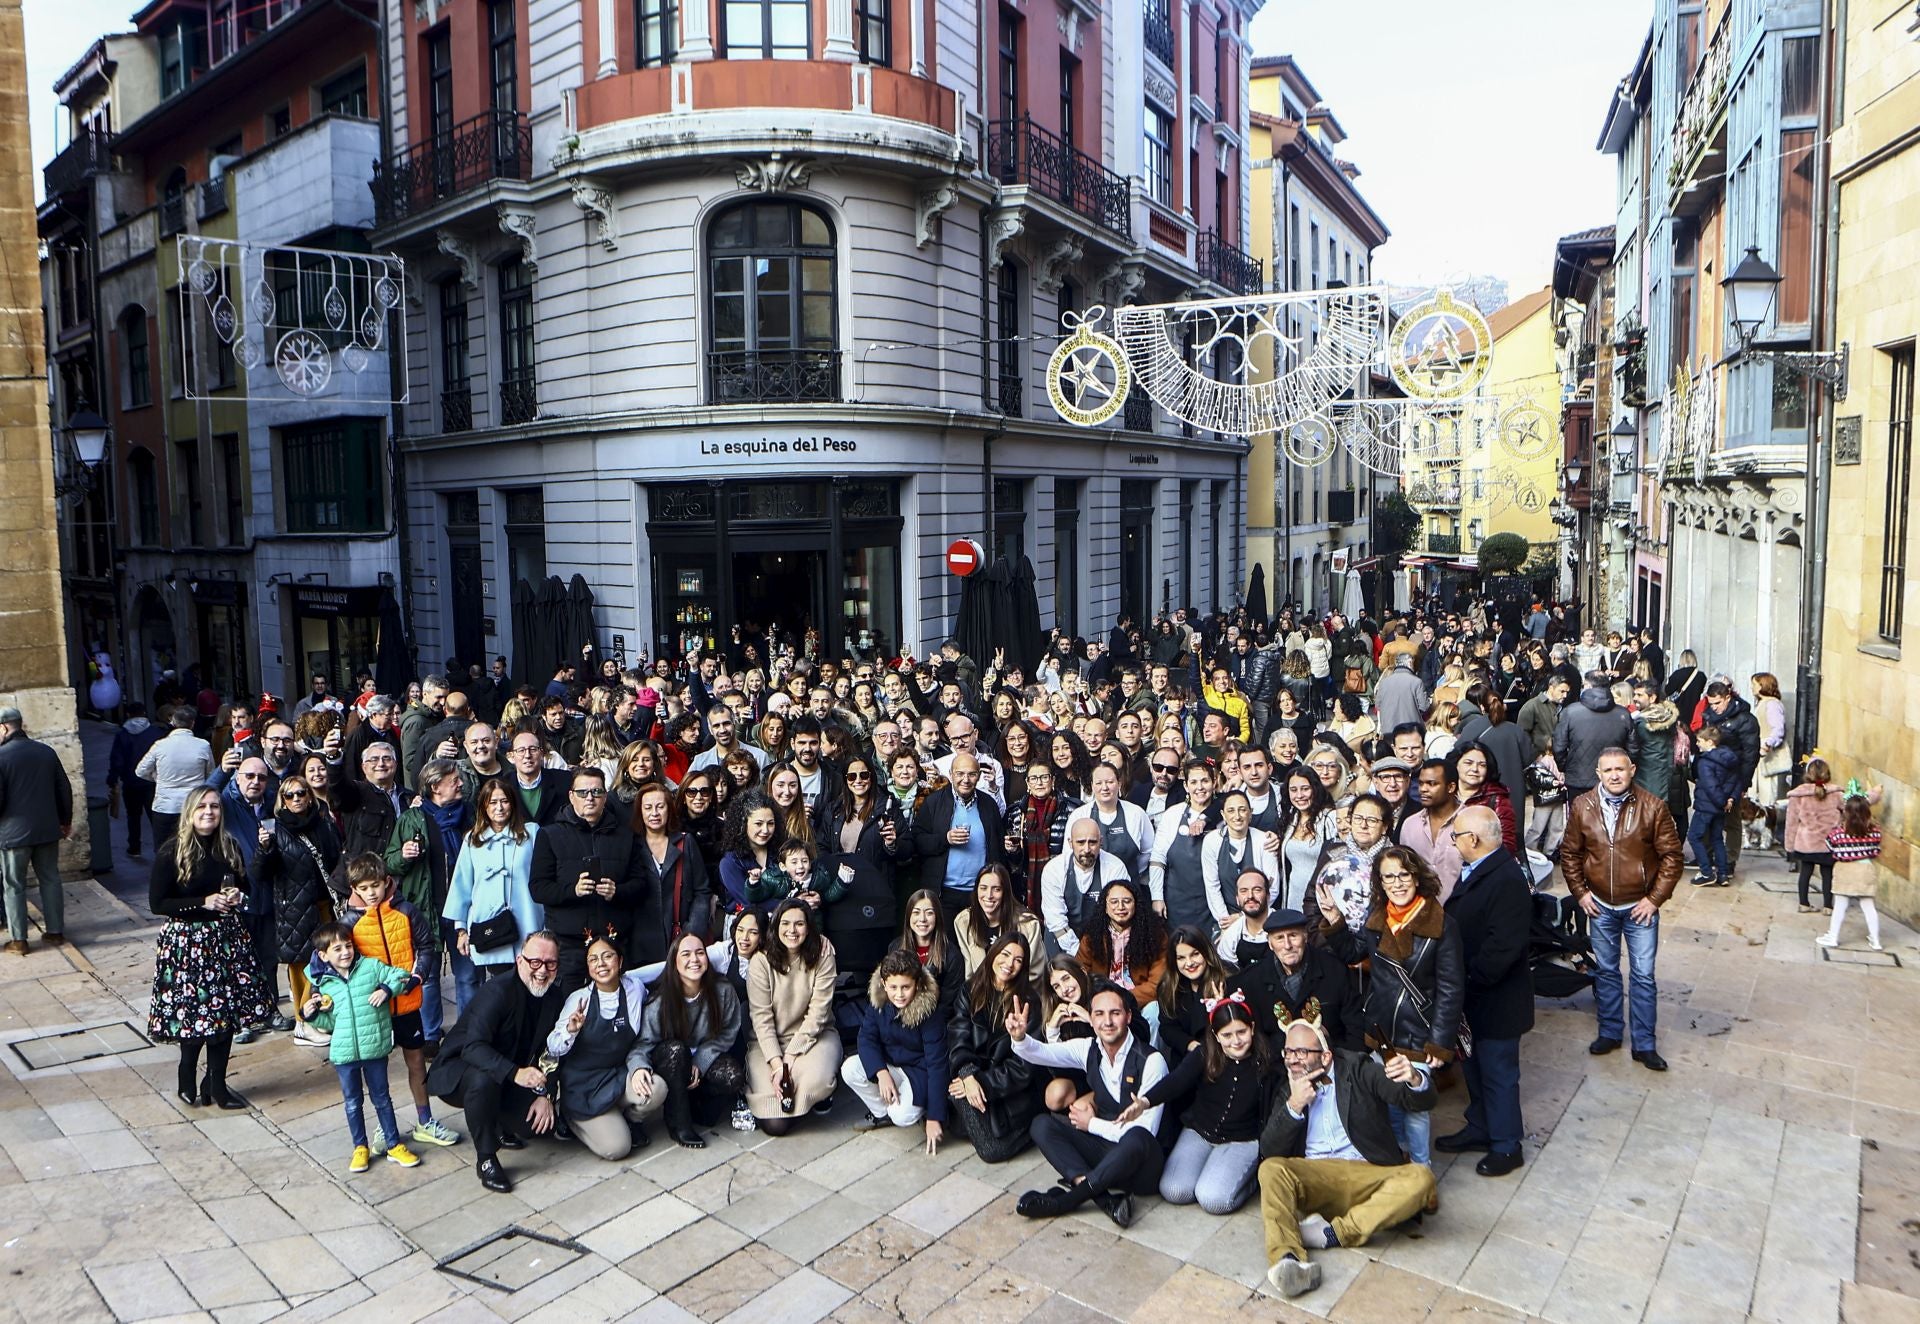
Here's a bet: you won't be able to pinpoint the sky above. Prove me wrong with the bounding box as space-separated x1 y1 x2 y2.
1247 0 1653 298
24 0 1652 299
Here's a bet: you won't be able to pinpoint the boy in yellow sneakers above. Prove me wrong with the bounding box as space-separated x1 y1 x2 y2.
302 920 424 1173
336 853 463 1151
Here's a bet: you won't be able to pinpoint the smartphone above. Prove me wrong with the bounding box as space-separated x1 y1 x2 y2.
582 854 602 880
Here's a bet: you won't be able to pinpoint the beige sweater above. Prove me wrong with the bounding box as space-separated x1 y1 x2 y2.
746 940 838 1061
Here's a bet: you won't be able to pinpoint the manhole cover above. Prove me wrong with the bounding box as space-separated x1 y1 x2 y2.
1822 947 1902 969
10 1021 151 1071
436 1226 588 1291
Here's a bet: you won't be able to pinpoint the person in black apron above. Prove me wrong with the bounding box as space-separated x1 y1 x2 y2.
1080 764 1150 883
545 932 653 1160
1150 762 1221 932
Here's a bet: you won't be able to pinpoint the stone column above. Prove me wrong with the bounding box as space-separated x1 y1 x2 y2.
822 0 856 62
908 0 925 76
679 0 714 60
0 0 88 877
598 0 619 76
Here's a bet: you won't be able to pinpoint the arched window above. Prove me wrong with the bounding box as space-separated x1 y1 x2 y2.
706 199 837 403
120 306 151 408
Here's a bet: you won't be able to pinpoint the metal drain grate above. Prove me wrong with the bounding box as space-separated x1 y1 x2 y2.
9 1021 152 1071
436 1225 589 1291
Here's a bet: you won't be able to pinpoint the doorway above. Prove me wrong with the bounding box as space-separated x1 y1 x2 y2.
732 549 825 643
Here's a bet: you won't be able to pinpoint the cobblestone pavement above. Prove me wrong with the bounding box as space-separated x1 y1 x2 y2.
4 722 1916 1322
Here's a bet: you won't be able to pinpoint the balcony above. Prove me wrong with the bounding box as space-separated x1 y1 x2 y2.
1197 230 1263 295
371 110 533 228
159 194 188 238
197 177 228 222
988 116 1132 240
1667 13 1731 207
43 129 114 199
1426 533 1462 556
1327 490 1356 525
996 372 1023 418
1144 7 1174 66
499 372 538 426
441 386 473 434
1124 393 1153 432
707 349 840 405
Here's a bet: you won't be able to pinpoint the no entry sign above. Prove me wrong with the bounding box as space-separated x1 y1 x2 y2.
946 538 985 577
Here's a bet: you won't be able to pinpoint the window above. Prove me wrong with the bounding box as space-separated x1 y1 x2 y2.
269 105 291 138
993 477 1026 564
1780 35 1819 118
320 65 368 117
1054 479 1079 631
1880 345 1915 643
209 0 234 63
439 280 471 431
164 289 186 396
1143 0 1172 65
706 200 838 402
996 262 1022 416
160 19 203 97
1309 220 1320 287
489 0 518 114
427 28 454 140
1670 221 1696 377
129 449 159 544
1214 170 1227 236
267 250 354 349
503 486 546 586
725 0 809 58
282 419 384 533
121 308 150 408
636 0 676 67
1144 104 1173 206
856 0 889 65
997 10 1020 123
499 259 536 424
1288 204 1301 289
1179 481 1196 607
175 440 204 546
1059 52 1078 147
1776 128 1816 327
1215 30 1228 115
1675 6 1701 91
219 433 244 546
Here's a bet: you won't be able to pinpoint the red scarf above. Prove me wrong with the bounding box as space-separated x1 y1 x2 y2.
1385 896 1425 935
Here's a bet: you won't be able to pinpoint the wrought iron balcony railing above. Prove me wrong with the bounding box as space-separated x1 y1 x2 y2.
1426 533 1462 555
707 349 841 404
987 116 1133 240
1123 392 1153 432
499 372 537 426
197 178 229 221
996 372 1023 418
1143 7 1174 65
441 386 473 434
43 129 114 198
159 195 188 238
371 110 534 227
1197 229 1263 295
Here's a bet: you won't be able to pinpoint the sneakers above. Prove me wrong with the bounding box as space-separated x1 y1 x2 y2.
384 1143 422 1168
730 1099 757 1132
1690 873 1716 887
853 1111 891 1132
268 1014 295 1032
233 1026 260 1045
291 1021 331 1046
411 1119 462 1148
348 1146 371 1174
1870 940 1885 952
370 1125 388 1156
1266 1255 1321 1299
1815 933 1838 948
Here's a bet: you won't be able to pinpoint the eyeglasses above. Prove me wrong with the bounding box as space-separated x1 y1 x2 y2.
684 786 713 797
1379 870 1414 882
1281 1047 1323 1060
1152 763 1180 774
845 771 872 782
518 955 559 973
512 745 541 755
573 788 608 799
282 791 310 801
1351 814 1385 826
1449 829 1477 842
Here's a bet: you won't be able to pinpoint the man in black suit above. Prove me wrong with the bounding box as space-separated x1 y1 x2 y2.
527 767 650 993
1257 1019 1437 1298
1436 805 1534 1177
505 730 574 826
1232 908 1360 1053
1124 751 1186 817
427 931 565 1193
910 752 1004 926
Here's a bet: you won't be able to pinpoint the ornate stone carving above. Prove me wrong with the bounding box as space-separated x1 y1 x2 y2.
915 178 961 248
986 207 1025 273
1034 236 1083 293
1145 71 1176 108
496 206 538 270
571 180 617 250
734 155 817 193
1097 258 1144 306
434 230 479 289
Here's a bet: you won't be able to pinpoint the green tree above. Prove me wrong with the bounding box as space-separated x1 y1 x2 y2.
1376 491 1420 558
1477 531 1530 576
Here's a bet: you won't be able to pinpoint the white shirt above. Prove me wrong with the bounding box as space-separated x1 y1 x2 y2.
545 972 650 1057
1214 913 1266 967
1064 799 1156 862
689 742 770 774
1039 850 1133 955
932 751 1007 811
137 729 215 813
1293 1074 1366 1163
1199 827 1282 921
1012 1031 1166 1142
1146 802 1212 903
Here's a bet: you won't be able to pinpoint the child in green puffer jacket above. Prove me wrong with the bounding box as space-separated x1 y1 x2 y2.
302 921 425 1175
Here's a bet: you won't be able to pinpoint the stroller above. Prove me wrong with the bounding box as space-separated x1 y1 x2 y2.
1526 859 1596 999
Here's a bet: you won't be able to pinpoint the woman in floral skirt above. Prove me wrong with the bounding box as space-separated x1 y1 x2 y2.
148 786 273 1109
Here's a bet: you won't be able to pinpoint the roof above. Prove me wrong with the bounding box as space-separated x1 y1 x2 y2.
1249 55 1325 111
1487 287 1554 343
1596 26 1654 152
1553 226 1614 299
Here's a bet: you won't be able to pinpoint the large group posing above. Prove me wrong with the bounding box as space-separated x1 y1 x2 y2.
11 593 1877 1300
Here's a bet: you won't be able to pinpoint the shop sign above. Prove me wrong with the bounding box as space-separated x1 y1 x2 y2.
290 585 384 617
698 435 859 457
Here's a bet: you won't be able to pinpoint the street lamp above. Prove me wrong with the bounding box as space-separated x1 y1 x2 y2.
1719 245 1849 396
54 407 111 501
1565 463 1584 489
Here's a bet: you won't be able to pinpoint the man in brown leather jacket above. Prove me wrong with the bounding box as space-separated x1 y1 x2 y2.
1560 748 1684 1071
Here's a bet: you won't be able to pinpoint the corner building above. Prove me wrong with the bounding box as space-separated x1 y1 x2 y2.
379 0 1263 666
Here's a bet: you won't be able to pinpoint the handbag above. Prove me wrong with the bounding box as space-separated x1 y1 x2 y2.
471 908 520 952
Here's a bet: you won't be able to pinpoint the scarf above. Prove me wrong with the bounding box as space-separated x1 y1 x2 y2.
1108 925 1131 985
1022 794 1059 908
423 797 469 863
1385 896 1425 935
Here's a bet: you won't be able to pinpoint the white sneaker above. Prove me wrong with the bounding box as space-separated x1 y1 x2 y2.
292 1021 332 1045
1815 934 1838 948
1870 940 1884 952
1266 1256 1321 1299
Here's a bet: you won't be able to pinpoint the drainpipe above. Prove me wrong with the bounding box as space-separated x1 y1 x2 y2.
1276 154 1292 609
1793 7 1839 762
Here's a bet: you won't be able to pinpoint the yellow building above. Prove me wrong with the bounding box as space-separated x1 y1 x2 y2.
1814 4 1920 919
1400 288 1561 569
1246 56 1390 614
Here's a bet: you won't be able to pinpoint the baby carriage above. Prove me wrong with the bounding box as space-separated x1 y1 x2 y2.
1526 860 1596 999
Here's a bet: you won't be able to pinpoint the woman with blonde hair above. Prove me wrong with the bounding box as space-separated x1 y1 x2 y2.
579 715 624 785
1748 672 1791 849
1424 700 1461 760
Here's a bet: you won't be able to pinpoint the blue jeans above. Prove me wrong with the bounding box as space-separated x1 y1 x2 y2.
1588 902 1660 1051
421 918 480 1039
1158 1129 1260 1213
1460 1036 1524 1156
335 1058 399 1150
1687 809 1729 879
1388 1061 1433 1165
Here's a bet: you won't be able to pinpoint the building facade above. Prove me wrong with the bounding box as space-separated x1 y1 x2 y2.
41 0 396 708
1601 0 1823 702
374 0 1262 673
1245 55 1390 617
1551 225 1626 627
1813 2 1919 920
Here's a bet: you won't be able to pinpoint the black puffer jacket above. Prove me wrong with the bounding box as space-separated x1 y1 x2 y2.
251 808 344 963
1703 693 1762 787
1321 900 1466 1063
946 996 1040 1142
1551 687 1635 792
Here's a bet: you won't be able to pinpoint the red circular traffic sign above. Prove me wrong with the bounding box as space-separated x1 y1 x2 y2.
946 538 985 577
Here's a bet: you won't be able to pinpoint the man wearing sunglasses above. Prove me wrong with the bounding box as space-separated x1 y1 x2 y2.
1125 752 1186 818
428 931 566 1193
527 767 648 993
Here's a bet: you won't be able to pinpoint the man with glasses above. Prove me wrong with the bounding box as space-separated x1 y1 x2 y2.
869 719 903 771
428 931 566 1194
1257 1020 1437 1298
219 756 285 1042
1127 751 1186 818
1437 806 1534 1176
334 741 409 865
506 733 573 826
1368 756 1416 842
528 767 647 994
913 752 1004 926
932 714 1005 812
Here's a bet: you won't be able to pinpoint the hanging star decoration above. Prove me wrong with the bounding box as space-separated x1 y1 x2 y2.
1046 306 1131 426
1060 348 1114 407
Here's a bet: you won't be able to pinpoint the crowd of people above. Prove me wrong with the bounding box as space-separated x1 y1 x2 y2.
12 590 1878 1299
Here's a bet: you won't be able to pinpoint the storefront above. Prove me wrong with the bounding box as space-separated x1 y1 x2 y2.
287 584 384 696
645 479 904 662
187 579 250 701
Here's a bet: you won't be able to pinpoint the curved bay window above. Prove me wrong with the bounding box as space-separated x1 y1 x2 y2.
724 0 808 58
707 199 839 403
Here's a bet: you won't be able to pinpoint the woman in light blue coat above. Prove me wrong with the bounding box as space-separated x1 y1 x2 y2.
443 777 544 1007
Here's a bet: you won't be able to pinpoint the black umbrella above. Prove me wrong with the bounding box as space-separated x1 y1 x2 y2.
1246 563 1268 626
562 575 597 673
531 576 565 687
954 571 994 678
374 589 412 698
1003 556 1046 674
511 577 537 689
